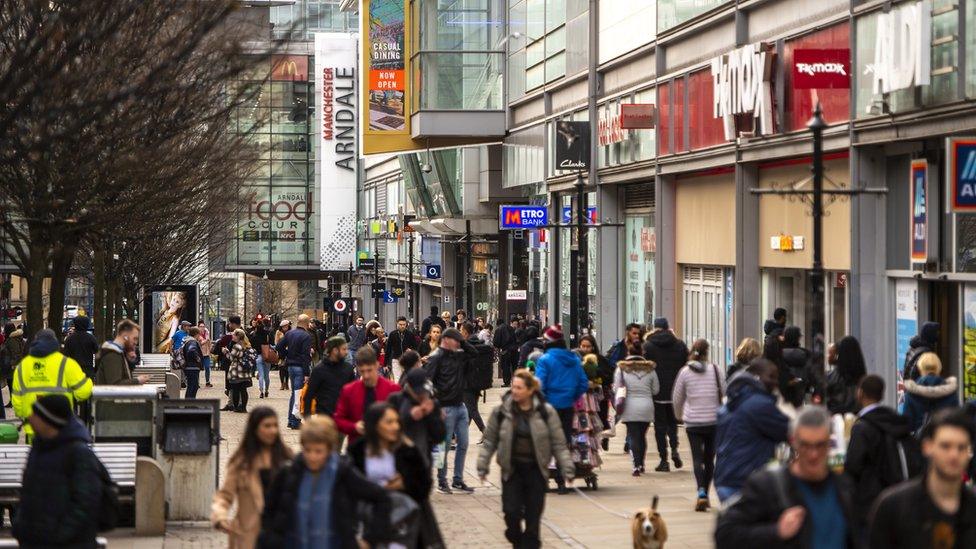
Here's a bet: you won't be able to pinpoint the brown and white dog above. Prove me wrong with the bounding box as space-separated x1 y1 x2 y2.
632 496 668 549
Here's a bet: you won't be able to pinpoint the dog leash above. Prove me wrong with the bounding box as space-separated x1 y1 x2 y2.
570 486 632 520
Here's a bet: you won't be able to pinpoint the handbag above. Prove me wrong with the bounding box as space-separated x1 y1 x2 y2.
261 344 278 364
613 368 627 415
357 491 421 547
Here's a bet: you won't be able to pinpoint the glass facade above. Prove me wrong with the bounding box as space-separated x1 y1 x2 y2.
781 23 851 131
503 125 545 188
226 55 318 268
624 213 655 326
599 0 655 63
855 0 962 118
597 89 656 168
412 0 504 111
270 0 359 39
657 0 729 33
509 0 588 96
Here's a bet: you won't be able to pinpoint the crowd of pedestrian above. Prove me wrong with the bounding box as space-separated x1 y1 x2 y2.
5 303 976 549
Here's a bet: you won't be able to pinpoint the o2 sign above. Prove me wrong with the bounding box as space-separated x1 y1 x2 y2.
425 265 442 279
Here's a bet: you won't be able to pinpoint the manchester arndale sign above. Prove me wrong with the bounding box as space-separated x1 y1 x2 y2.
710 42 774 141
316 33 358 271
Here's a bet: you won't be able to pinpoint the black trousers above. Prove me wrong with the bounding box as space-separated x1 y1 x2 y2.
686 425 717 492
279 364 289 388
554 407 575 486
230 383 249 410
501 350 517 386
625 421 650 469
502 461 547 549
463 389 485 433
653 401 680 458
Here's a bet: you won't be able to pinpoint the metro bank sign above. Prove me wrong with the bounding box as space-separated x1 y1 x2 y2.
499 206 548 229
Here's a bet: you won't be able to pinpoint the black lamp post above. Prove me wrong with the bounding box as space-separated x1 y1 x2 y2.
808 104 827 365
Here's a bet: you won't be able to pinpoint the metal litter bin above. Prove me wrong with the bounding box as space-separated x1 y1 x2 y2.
89 385 161 457
155 399 220 520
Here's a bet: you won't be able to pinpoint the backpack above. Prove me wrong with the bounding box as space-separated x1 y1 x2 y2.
470 344 496 391
242 347 258 376
864 416 924 486
69 443 120 532
170 342 186 370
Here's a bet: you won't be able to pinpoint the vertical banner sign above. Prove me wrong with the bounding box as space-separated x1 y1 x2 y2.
554 121 590 171
964 284 976 401
895 279 918 411
316 34 358 271
949 137 976 211
367 0 406 132
910 159 928 263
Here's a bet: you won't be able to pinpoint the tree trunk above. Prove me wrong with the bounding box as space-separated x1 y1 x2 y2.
25 241 49 339
46 244 75 342
93 249 107 343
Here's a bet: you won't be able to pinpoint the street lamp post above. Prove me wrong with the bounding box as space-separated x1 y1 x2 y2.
750 103 886 382
373 249 380 320
808 105 827 365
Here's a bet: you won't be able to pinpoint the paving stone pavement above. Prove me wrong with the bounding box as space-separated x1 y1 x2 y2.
5 369 719 547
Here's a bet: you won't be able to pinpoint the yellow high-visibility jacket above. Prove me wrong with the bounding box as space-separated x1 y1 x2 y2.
12 351 93 435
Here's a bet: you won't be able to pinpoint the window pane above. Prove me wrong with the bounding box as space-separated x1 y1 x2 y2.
545 52 565 83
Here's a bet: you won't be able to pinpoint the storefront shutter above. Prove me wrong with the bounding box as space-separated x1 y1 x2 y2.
625 184 655 211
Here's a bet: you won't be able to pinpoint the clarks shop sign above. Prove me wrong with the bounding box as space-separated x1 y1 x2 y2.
554 121 590 171
710 42 774 141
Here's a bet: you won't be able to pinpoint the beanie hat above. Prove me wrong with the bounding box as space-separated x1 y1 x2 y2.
403 368 433 397
325 336 347 354
71 315 91 331
543 324 564 342
441 328 464 343
32 394 72 428
653 317 669 330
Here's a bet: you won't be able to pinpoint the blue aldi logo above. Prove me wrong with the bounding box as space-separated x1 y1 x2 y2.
950 138 976 211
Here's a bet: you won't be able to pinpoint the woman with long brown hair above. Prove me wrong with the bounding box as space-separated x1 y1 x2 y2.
212 407 293 548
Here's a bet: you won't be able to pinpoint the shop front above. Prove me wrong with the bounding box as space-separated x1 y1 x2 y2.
757 156 851 346
675 171 736 367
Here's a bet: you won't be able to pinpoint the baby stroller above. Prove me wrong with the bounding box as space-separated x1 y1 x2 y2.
570 386 604 489
548 382 604 490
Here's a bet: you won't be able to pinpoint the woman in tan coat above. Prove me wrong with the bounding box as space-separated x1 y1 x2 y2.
212 407 292 548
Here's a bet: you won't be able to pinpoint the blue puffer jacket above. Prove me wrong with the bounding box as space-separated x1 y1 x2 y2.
903 374 958 433
535 347 589 409
714 372 789 491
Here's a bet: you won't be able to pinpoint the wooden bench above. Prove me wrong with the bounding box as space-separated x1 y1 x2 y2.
0 443 137 506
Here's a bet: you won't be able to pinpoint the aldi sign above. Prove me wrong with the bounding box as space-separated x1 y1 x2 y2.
499 206 548 229
910 159 928 262
949 138 976 212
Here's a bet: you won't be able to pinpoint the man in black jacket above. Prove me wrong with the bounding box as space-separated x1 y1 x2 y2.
182 327 204 398
385 316 419 375
492 315 519 387
303 336 355 418
461 322 492 439
517 324 544 370
642 317 688 472
420 306 446 339
844 375 921 529
63 316 99 379
715 406 858 549
389 367 447 463
12 394 104 548
868 408 976 549
424 327 476 494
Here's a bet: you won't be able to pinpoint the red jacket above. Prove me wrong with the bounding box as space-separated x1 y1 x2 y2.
333 376 401 441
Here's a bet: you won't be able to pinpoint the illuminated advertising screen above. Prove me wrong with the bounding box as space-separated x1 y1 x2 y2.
142 285 198 354
367 0 406 132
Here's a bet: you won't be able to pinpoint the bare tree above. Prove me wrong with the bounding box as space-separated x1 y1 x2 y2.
0 0 263 336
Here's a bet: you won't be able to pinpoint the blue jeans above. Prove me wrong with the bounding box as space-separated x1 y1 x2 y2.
716 486 739 504
438 404 469 485
184 368 200 399
256 356 271 392
287 366 306 427
202 357 212 384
